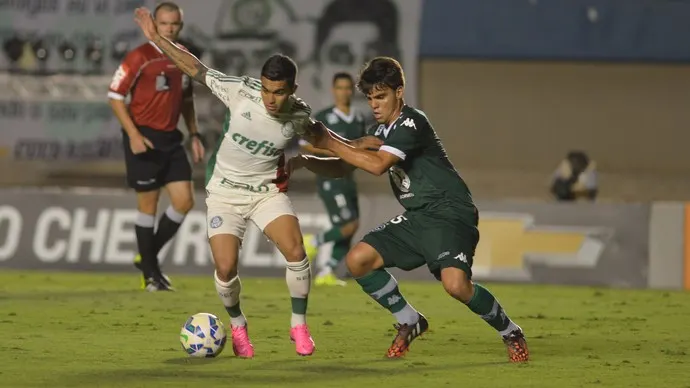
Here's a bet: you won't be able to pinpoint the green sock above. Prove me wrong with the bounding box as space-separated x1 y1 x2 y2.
291 297 308 315
226 302 243 318
326 240 350 270
356 269 419 325
465 283 511 332
318 227 344 244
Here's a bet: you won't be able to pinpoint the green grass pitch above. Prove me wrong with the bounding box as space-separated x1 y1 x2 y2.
0 270 689 388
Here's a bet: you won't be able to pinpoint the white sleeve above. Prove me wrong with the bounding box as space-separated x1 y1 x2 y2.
205 69 255 109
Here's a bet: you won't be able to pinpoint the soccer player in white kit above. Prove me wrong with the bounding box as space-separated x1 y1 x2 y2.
134 7 330 358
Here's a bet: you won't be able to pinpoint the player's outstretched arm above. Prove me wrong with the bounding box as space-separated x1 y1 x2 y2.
288 154 355 178
299 140 336 157
307 122 395 176
133 7 208 85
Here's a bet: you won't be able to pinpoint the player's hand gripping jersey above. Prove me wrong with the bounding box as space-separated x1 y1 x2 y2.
204 69 311 196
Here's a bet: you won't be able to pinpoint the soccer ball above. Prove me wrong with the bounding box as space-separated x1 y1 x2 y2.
179 313 227 357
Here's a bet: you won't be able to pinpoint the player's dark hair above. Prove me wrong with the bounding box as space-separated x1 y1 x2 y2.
261 54 298 87
154 1 182 17
332 72 354 86
313 0 400 64
357 57 405 95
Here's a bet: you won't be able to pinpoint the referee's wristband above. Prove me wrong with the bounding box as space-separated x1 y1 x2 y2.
190 132 202 140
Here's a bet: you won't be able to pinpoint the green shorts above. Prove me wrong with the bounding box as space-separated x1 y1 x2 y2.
318 179 359 226
361 209 479 280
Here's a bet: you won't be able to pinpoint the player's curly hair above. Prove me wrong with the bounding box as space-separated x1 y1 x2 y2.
356 57 405 95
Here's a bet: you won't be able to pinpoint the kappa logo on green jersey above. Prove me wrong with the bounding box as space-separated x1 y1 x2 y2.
230 132 283 156
401 117 416 129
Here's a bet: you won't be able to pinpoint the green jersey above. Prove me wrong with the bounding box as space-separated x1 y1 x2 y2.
313 106 367 184
374 105 475 214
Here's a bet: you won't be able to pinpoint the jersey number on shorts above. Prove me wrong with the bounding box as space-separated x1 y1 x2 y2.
390 215 408 224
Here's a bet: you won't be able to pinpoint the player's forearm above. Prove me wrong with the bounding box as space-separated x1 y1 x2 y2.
109 98 140 138
326 137 387 176
300 142 336 157
151 35 208 85
302 155 355 178
181 98 199 135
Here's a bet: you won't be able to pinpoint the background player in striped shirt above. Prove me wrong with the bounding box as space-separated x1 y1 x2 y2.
109 2 204 292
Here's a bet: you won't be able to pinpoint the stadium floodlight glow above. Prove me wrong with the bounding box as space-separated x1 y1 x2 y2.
58 41 77 74
59 41 77 62
3 35 24 72
85 38 104 74
31 39 49 74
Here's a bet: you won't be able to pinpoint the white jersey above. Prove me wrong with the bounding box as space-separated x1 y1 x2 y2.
204 69 311 196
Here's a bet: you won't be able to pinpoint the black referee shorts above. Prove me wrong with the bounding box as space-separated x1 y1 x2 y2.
122 126 192 192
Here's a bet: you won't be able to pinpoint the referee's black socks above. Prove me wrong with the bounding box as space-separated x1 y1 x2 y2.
154 206 186 254
135 212 157 279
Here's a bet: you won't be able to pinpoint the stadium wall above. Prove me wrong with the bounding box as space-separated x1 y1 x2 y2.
419 59 690 177
417 59 690 201
0 189 688 291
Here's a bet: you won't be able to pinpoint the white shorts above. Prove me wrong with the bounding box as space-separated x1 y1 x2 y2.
205 192 297 239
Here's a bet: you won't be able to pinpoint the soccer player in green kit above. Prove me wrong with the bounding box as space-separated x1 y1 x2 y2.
300 73 366 286
297 57 529 362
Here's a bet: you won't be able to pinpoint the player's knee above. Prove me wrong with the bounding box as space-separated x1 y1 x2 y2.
215 259 238 282
345 244 378 277
173 197 194 214
441 269 474 303
285 242 307 263
137 194 159 214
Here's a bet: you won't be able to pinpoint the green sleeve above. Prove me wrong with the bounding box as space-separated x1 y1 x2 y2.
381 116 421 160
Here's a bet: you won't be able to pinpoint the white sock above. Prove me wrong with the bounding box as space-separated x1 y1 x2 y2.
499 321 521 338
393 304 420 326
164 205 186 223
214 272 247 327
285 257 311 327
373 275 419 325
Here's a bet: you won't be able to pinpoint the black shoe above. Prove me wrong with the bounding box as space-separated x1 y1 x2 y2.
154 268 173 288
135 253 172 289
144 277 174 292
386 314 429 358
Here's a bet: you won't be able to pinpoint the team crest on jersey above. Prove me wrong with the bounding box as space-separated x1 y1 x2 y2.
210 216 223 229
326 113 338 125
389 166 411 193
281 121 295 138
